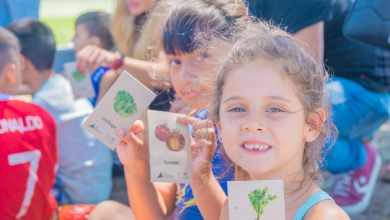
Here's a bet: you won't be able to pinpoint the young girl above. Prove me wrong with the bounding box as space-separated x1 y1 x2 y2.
89 1 247 220
209 22 350 219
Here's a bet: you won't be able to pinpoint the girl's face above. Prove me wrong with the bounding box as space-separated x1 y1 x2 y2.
167 48 220 109
126 0 156 16
218 59 319 179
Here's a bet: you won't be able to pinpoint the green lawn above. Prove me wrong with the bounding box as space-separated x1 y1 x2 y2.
41 17 76 47
40 0 114 47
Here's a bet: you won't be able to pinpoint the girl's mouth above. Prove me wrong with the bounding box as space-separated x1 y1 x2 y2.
241 142 272 154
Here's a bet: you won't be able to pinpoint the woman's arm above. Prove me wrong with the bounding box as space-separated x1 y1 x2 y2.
76 46 169 90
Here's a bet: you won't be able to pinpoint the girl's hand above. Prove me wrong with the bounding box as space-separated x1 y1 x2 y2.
177 116 217 185
76 45 117 73
116 120 150 178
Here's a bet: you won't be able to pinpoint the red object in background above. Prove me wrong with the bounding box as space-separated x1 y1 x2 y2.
58 205 95 220
0 100 58 220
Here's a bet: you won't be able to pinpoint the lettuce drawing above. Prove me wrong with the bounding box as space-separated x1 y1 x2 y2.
113 90 137 117
72 71 86 82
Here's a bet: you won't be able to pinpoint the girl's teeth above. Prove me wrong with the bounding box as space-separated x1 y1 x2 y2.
244 144 270 150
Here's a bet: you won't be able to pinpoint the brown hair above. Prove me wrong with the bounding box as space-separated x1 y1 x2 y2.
211 21 336 184
111 0 177 61
0 28 20 73
76 11 113 50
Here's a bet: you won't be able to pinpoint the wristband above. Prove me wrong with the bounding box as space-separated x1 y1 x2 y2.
111 52 125 70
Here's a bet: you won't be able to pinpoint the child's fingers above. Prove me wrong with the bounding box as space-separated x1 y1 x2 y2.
194 120 216 145
198 139 216 162
176 115 200 126
116 120 145 147
191 139 215 162
130 120 145 139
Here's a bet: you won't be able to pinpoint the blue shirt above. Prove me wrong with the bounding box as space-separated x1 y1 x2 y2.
175 108 234 220
294 191 333 220
89 66 109 107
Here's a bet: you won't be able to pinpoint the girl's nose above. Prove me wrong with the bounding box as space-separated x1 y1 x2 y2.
180 61 196 81
241 114 265 132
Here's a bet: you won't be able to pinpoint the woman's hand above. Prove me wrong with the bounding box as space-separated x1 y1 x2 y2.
76 45 118 73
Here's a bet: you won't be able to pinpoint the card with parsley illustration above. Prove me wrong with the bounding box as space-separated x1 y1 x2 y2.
82 71 156 150
228 180 285 220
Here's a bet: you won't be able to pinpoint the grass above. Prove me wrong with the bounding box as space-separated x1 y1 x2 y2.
39 0 114 47
41 17 76 47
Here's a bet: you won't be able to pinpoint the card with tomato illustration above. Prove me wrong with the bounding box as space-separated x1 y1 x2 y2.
147 110 191 184
63 61 95 99
82 71 156 150
228 180 285 220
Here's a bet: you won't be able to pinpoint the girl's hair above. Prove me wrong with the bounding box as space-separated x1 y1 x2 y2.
112 0 176 60
211 21 337 184
162 0 248 55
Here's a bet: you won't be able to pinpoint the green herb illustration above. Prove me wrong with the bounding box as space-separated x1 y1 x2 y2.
113 90 137 117
72 71 86 82
248 187 277 220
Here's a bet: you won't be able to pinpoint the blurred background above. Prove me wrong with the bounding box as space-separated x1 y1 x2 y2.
41 0 114 47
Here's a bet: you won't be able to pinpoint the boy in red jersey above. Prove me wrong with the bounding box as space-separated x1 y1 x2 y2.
0 27 58 220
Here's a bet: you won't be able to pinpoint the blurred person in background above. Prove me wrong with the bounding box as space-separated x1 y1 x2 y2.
76 0 176 112
72 11 115 107
8 19 113 205
0 27 57 220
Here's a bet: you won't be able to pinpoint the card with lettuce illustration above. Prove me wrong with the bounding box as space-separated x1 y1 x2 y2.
228 180 285 220
82 71 156 150
63 61 95 99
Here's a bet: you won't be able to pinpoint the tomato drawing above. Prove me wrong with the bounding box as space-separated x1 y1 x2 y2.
155 123 172 141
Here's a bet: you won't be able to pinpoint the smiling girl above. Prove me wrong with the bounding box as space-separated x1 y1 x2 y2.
211 22 350 220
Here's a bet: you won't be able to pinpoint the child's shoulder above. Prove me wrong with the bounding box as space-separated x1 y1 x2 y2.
304 199 350 220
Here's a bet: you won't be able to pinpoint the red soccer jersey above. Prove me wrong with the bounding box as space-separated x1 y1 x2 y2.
0 100 58 220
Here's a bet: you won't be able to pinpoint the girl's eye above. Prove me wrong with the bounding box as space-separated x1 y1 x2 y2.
168 59 181 67
229 107 246 113
266 107 284 113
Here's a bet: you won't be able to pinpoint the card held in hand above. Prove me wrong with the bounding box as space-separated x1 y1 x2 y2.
228 180 285 220
82 71 156 150
147 110 192 184
63 61 95 99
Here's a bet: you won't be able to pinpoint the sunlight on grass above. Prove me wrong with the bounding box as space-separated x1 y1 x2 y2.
40 0 114 47
41 17 75 47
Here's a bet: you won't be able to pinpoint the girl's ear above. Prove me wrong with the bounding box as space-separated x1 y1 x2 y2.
304 108 326 142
